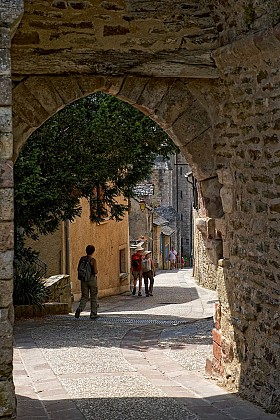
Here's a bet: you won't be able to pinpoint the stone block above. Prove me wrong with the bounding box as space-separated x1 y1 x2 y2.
103 25 130 36
217 168 234 186
103 76 124 95
137 78 170 116
0 251 13 279
0 378 15 418
0 49 10 76
50 77 83 105
14 302 69 319
220 185 234 214
12 31 40 45
204 238 223 265
44 302 69 314
77 75 107 95
0 340 13 376
0 279 13 307
207 218 215 239
0 78 12 105
215 218 226 239
0 188 13 221
44 274 72 311
78 75 124 97
0 222 13 251
198 177 223 218
195 218 207 236
253 27 280 59
214 302 221 330
0 133 13 160
0 28 10 49
221 338 234 363
212 328 222 346
170 102 210 147
0 313 13 338
12 83 49 128
23 76 65 116
117 76 148 105
155 80 193 128
11 114 34 160
181 130 216 181
0 107 12 133
0 161 13 188
0 1 23 26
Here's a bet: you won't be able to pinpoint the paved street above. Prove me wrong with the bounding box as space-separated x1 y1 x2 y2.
14 269 277 419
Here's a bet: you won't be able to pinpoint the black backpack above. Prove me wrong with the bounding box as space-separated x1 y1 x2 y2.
77 256 92 281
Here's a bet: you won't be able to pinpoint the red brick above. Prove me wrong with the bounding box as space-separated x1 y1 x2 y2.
212 357 224 376
213 341 222 361
214 320 221 330
212 328 222 346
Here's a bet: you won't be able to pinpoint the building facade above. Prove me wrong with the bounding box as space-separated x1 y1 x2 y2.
26 198 130 301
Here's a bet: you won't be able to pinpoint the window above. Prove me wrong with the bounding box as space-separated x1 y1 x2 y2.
119 248 126 273
180 190 183 199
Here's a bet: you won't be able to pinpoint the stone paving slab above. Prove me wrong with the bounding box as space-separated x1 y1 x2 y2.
14 269 277 419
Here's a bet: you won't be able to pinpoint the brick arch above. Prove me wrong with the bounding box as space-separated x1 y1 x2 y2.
12 75 217 183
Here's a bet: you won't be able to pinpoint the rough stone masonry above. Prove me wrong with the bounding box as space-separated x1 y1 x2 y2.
0 1 279 417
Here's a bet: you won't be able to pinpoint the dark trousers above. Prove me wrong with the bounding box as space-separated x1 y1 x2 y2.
143 270 154 294
78 275 98 315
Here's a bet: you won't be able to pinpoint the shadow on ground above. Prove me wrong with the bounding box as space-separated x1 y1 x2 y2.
18 393 261 420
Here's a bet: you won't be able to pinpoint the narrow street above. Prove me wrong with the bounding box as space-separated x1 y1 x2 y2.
14 270 276 420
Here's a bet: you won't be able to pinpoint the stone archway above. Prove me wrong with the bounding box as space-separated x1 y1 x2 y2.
1 0 280 416
13 74 223 265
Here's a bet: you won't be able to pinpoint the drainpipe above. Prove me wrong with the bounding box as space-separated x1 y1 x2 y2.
65 220 70 275
186 173 194 268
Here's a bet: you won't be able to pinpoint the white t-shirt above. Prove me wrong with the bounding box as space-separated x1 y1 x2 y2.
169 250 177 261
142 258 152 272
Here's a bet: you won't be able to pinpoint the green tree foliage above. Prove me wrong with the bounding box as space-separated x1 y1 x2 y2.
15 93 178 239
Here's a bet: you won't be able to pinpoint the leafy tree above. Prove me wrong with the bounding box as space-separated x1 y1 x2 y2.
15 93 178 239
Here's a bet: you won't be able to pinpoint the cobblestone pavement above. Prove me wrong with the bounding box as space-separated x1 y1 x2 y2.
14 269 277 419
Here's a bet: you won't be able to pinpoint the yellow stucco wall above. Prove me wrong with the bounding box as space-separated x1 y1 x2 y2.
25 198 130 301
25 227 65 277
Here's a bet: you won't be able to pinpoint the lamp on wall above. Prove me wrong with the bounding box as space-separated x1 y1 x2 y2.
139 198 146 212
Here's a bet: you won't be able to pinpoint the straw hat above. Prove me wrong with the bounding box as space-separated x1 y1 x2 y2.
143 250 151 255
135 244 144 251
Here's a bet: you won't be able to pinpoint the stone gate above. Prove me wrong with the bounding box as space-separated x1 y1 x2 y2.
0 1 279 417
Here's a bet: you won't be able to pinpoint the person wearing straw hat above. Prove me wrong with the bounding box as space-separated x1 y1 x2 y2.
141 250 155 297
131 244 144 296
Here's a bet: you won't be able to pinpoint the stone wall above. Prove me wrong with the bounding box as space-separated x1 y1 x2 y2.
208 25 280 413
44 274 72 312
0 2 23 418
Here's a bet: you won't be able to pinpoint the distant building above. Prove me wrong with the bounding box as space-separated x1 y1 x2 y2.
129 153 193 268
